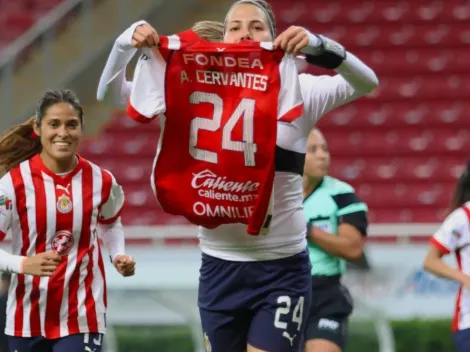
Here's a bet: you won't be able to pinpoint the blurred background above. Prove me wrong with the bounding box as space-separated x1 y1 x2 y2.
0 0 469 351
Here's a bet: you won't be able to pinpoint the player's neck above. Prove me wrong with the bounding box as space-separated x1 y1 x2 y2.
302 176 323 199
40 152 78 175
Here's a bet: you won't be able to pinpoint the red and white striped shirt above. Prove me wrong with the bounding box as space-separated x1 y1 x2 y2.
430 201 470 332
0 154 125 338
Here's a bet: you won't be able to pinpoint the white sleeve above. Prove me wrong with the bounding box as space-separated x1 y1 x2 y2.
98 174 125 224
98 219 125 263
0 182 25 273
0 249 24 274
127 47 167 122
299 52 379 129
96 20 147 107
0 184 13 242
430 208 469 254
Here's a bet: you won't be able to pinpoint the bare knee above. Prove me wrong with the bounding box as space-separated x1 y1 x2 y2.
305 339 342 352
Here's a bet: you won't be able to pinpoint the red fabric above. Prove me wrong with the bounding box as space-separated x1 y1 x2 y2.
129 31 303 235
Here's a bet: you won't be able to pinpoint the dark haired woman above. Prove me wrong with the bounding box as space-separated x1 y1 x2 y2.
0 89 135 352
424 160 470 352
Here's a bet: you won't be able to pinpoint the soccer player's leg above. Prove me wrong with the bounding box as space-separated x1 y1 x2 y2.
246 251 312 352
454 327 470 352
8 336 52 352
304 318 347 352
198 254 251 352
304 283 353 352
52 333 103 352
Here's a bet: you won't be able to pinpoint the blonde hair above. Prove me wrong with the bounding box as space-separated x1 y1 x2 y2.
224 0 277 37
192 20 224 42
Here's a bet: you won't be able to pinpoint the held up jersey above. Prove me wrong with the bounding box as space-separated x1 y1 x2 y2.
127 30 304 235
97 21 377 262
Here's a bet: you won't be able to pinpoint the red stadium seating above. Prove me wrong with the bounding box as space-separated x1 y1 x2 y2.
80 0 469 225
0 0 63 51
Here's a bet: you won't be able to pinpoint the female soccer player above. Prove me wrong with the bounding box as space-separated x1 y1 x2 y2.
423 160 470 352
0 89 135 352
97 1 378 351
303 129 368 352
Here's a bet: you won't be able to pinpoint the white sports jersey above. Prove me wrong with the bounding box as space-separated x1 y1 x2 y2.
128 51 369 262
431 202 470 332
97 21 378 261
0 154 125 338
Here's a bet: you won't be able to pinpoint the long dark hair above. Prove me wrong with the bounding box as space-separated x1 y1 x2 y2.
0 89 83 176
448 160 470 214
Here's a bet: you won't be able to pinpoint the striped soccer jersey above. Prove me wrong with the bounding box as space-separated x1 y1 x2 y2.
431 202 470 332
0 154 124 338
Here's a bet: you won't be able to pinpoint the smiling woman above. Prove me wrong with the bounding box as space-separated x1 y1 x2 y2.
0 90 84 175
0 89 136 352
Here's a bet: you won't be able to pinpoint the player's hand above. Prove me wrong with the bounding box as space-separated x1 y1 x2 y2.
132 23 159 48
273 26 309 54
460 275 470 291
114 255 135 277
22 252 62 277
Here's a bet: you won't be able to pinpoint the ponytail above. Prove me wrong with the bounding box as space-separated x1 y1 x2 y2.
0 117 42 177
447 160 470 215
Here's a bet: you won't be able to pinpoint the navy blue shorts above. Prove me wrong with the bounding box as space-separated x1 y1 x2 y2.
198 249 312 352
454 328 470 352
8 333 103 352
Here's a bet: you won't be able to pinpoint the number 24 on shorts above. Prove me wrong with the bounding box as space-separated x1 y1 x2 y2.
274 296 305 331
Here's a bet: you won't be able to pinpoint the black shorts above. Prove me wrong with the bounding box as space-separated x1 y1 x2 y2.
304 275 353 350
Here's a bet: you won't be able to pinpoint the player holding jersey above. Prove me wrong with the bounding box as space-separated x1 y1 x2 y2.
302 129 368 352
0 89 135 352
97 1 378 351
423 160 470 352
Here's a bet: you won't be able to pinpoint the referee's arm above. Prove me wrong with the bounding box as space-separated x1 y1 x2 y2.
307 192 368 261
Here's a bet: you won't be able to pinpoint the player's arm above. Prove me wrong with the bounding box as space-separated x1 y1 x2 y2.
97 20 158 107
275 27 378 129
423 209 470 289
98 174 135 277
0 185 23 273
308 193 368 261
0 185 61 275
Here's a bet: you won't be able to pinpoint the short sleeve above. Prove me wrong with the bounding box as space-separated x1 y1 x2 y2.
430 208 469 254
126 47 167 124
98 176 125 225
277 54 304 123
333 191 368 236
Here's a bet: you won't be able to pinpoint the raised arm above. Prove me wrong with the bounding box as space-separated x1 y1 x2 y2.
97 20 159 107
274 26 379 129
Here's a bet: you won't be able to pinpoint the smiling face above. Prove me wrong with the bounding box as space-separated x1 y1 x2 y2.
223 3 273 43
34 102 82 167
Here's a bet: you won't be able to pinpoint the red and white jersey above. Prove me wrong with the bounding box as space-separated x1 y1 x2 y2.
430 202 470 332
127 31 303 235
0 154 125 338
98 21 376 261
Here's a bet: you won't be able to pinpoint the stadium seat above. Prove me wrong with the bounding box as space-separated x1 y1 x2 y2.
275 0 469 26
318 101 470 130
0 0 64 52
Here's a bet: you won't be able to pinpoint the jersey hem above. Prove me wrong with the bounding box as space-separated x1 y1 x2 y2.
4 325 106 338
199 240 307 261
